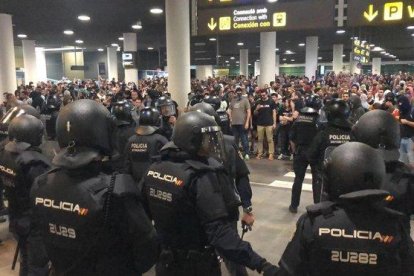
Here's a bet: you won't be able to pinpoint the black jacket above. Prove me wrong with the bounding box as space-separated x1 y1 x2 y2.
277 192 414 276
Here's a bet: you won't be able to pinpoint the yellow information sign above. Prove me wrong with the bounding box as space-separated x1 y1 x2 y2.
219 17 231 30
273 12 287 27
384 2 403 20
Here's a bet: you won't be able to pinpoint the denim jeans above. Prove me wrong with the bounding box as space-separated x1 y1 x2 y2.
399 138 414 165
231 125 250 155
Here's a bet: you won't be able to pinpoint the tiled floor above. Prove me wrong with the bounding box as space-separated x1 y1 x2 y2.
0 158 411 275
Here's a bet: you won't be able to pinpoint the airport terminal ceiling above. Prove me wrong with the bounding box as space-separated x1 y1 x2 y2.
1 0 414 65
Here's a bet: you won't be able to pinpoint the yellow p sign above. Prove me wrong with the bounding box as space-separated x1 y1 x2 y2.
384 2 403 21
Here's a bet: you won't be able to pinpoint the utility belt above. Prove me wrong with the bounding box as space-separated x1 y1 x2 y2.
159 246 217 266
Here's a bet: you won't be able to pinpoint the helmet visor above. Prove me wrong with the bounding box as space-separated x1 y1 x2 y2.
1 107 25 125
199 126 226 162
160 104 176 117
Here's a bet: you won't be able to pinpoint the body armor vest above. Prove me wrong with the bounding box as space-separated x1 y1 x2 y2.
32 169 139 275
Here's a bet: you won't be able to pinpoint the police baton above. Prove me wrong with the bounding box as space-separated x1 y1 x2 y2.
240 221 252 240
11 239 22 270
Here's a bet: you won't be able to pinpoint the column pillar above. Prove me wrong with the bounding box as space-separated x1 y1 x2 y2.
22 40 37 84
239 49 248 76
332 44 344 74
254 61 260 77
372 57 381 75
305 36 318 79
166 0 190 108
196 65 213 80
275 55 280 76
123 32 138 83
107 46 118 81
0 14 17 100
259 32 276 87
349 53 361 74
35 47 47 82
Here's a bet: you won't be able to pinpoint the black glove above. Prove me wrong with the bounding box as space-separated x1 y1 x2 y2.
261 261 279 276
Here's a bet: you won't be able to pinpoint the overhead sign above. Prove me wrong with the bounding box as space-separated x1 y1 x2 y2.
197 0 335 35
122 52 137 69
352 40 371 63
348 0 414 26
198 0 268 8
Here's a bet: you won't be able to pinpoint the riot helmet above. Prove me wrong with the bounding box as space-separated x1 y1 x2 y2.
304 94 322 110
55 100 115 166
299 107 318 115
325 99 351 127
0 105 41 138
324 142 386 201
7 114 44 147
155 96 176 117
173 111 225 161
203 95 221 111
111 100 134 126
351 110 400 161
188 102 221 125
136 107 161 135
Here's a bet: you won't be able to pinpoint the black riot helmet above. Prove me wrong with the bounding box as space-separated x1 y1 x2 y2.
8 114 44 147
188 102 221 125
304 94 322 110
324 142 386 201
155 96 176 117
139 107 161 126
203 95 221 111
173 111 225 161
55 99 114 160
0 105 41 138
111 100 134 126
325 99 351 127
137 107 161 136
351 110 400 161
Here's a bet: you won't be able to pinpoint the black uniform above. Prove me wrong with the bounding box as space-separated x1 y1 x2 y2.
141 143 266 276
218 110 231 135
31 165 157 275
278 142 414 276
31 99 158 275
222 135 252 276
289 109 319 208
125 127 168 182
277 199 414 276
383 161 414 229
111 123 136 172
42 94 61 140
307 123 352 201
0 142 50 275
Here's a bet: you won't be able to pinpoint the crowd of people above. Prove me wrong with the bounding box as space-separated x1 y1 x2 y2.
0 70 413 276
4 72 413 166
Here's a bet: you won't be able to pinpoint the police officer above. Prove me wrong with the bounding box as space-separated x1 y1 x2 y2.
352 110 414 229
276 142 414 276
288 94 321 213
0 105 41 222
0 114 50 275
111 100 137 172
42 91 61 140
308 99 352 200
125 107 168 182
189 102 254 276
141 111 277 276
155 96 177 140
30 100 158 275
204 95 231 135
